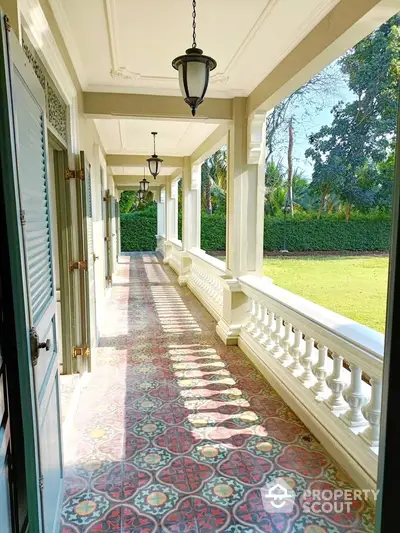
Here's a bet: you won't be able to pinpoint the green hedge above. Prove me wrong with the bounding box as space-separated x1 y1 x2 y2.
121 212 391 252
263 218 391 251
120 213 157 251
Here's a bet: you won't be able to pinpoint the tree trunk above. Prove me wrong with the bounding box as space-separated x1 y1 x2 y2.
205 171 212 215
345 202 351 221
287 117 294 216
318 185 328 218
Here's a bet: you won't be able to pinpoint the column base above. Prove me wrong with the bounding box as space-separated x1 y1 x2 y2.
178 274 189 286
216 319 241 346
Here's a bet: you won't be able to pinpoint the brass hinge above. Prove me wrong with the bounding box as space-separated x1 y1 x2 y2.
5 16 11 32
65 169 84 180
72 346 90 359
69 260 88 272
104 236 111 242
106 275 112 282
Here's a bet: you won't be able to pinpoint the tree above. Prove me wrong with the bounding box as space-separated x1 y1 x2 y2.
201 148 227 214
119 190 136 213
287 117 294 216
306 15 400 219
265 64 344 163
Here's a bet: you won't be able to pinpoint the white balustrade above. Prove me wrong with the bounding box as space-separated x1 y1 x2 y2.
186 249 225 321
238 275 384 491
167 239 184 275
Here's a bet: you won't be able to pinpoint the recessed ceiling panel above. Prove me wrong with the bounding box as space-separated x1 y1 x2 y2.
55 0 340 97
96 119 218 156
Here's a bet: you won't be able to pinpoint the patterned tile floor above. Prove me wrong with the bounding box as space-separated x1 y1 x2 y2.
60 253 375 533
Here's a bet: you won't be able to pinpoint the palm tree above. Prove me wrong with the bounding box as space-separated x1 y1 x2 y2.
201 148 227 214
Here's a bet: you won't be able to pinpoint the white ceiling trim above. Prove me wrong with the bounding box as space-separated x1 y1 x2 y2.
48 0 87 87
105 0 278 90
263 0 340 76
104 0 120 78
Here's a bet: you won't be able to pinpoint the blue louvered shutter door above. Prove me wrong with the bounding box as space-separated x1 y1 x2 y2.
16 78 53 325
11 44 63 533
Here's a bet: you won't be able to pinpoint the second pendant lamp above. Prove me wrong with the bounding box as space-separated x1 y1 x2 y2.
147 132 163 179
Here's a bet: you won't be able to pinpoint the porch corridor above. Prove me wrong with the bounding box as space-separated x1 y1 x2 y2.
60 253 375 533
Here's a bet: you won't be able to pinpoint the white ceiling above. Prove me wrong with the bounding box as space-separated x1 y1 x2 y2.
95 119 218 156
111 166 176 176
51 0 341 98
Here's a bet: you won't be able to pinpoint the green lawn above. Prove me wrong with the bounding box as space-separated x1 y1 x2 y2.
262 256 389 333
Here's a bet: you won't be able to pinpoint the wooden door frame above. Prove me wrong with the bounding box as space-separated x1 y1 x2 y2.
48 133 76 375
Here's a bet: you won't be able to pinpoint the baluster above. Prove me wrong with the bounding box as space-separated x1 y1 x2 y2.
299 336 316 386
289 328 303 375
244 299 256 333
341 365 368 428
261 310 275 350
311 344 329 400
325 354 347 412
270 316 283 358
280 321 292 365
253 304 265 339
360 378 382 447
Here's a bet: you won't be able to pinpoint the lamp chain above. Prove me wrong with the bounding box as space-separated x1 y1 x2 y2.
192 0 197 48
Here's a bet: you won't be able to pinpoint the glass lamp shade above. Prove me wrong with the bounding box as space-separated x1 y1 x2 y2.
137 189 144 201
172 48 217 116
147 155 163 178
140 178 150 192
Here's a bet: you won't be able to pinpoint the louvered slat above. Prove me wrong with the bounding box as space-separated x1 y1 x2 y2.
13 70 53 325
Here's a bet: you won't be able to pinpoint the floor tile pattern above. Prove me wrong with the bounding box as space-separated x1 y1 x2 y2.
60 253 375 532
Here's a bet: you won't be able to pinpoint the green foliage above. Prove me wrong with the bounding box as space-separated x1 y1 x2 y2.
119 190 137 213
263 216 391 251
121 211 390 252
120 212 157 251
306 15 399 217
201 215 226 250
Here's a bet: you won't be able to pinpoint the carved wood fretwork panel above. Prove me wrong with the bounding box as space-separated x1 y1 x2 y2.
22 32 68 144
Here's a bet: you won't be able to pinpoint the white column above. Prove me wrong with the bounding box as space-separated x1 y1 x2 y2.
156 187 165 238
165 177 178 242
227 98 266 277
182 157 201 251
162 177 179 265
217 99 267 345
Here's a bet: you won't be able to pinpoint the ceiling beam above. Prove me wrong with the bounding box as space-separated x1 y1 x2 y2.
107 154 183 167
191 123 230 166
247 0 399 115
83 92 232 123
113 175 167 186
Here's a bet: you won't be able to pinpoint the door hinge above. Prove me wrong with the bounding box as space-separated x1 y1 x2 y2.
72 346 90 359
20 210 26 226
65 169 84 180
69 260 88 272
39 475 44 492
106 275 112 282
5 16 11 32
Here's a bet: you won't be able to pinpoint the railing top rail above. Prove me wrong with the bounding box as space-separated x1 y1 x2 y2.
239 275 384 365
188 248 227 276
169 238 183 251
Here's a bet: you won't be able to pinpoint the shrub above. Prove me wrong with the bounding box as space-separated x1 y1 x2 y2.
120 213 157 251
263 218 391 251
120 212 391 252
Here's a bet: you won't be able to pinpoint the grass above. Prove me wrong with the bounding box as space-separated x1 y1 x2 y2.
262 256 389 333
